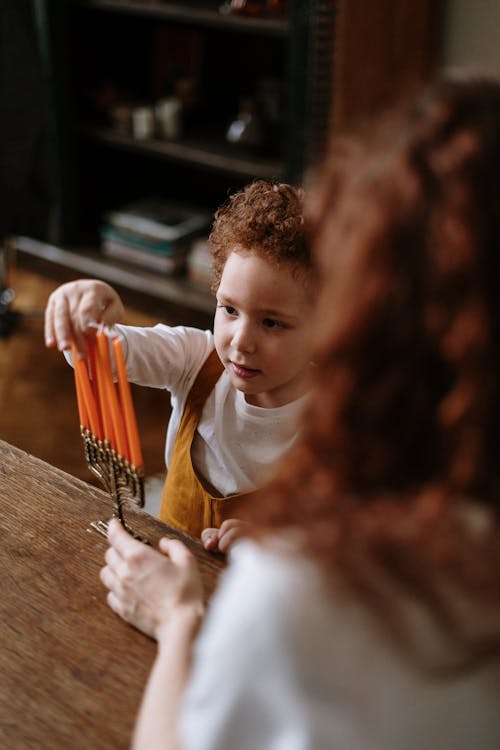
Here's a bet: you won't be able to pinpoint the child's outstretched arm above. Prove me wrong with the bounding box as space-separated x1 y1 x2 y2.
44 279 125 358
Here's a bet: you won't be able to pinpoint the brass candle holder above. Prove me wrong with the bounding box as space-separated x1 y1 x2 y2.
81 427 147 542
71 331 147 543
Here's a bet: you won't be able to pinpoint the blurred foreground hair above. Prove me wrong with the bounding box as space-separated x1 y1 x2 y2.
254 71 500 670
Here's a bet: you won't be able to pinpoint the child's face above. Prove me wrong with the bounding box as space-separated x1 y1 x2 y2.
214 249 313 408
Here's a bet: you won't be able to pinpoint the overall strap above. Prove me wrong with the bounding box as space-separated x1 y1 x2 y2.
159 349 224 536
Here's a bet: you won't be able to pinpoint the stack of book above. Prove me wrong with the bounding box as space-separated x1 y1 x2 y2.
100 196 212 274
187 238 213 289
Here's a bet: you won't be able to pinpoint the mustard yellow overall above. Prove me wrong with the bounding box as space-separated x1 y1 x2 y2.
159 349 255 537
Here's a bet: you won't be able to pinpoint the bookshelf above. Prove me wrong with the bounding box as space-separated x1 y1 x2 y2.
13 0 442 319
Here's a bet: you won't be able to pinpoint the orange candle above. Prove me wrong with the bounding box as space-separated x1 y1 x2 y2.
96 330 129 459
94 331 115 446
86 336 99 398
71 342 88 428
85 337 103 439
72 343 100 436
113 336 143 469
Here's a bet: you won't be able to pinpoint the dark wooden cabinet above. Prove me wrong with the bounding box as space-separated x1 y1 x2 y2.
14 0 441 317
46 1 326 241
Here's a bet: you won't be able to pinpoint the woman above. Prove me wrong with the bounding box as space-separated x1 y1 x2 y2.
101 72 500 749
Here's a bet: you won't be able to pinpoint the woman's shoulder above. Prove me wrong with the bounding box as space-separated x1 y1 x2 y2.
189 537 500 750
227 538 321 593
195 538 339 683
217 538 336 633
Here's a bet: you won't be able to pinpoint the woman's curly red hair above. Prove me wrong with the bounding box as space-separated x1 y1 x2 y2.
252 73 500 667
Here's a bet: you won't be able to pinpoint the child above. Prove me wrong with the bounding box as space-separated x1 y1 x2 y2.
45 180 315 548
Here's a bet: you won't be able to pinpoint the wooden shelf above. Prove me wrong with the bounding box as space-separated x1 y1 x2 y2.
12 236 215 316
78 0 290 36
80 124 284 180
24 1 441 321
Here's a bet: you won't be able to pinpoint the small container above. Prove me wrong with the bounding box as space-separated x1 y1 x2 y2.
155 97 182 140
131 106 155 140
225 98 264 149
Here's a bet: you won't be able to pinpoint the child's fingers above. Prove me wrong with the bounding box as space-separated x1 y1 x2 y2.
44 294 55 347
201 520 249 553
201 527 219 551
45 285 87 355
69 322 90 361
101 295 125 327
45 280 125 355
73 292 100 335
201 518 250 553
74 287 120 331
217 525 244 554
48 293 75 352
217 519 250 553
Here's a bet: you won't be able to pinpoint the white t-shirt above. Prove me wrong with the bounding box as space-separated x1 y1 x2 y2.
117 324 305 496
180 540 500 750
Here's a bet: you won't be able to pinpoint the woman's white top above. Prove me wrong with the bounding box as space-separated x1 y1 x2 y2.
180 540 500 750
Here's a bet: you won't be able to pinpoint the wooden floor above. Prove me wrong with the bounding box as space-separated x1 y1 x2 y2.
0 266 181 485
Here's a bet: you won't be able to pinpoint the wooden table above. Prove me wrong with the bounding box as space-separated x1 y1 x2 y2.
0 439 225 749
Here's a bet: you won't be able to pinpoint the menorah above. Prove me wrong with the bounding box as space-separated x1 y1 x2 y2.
71 329 147 542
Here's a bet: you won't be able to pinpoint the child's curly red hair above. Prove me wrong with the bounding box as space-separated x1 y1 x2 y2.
209 180 312 291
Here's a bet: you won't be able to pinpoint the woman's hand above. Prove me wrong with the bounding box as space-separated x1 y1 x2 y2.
44 279 125 359
100 519 205 641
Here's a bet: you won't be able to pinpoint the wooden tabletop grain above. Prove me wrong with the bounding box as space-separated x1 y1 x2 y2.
0 439 225 750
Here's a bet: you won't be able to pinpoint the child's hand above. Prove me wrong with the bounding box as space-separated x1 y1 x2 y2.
100 519 204 641
44 279 124 359
201 518 250 554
